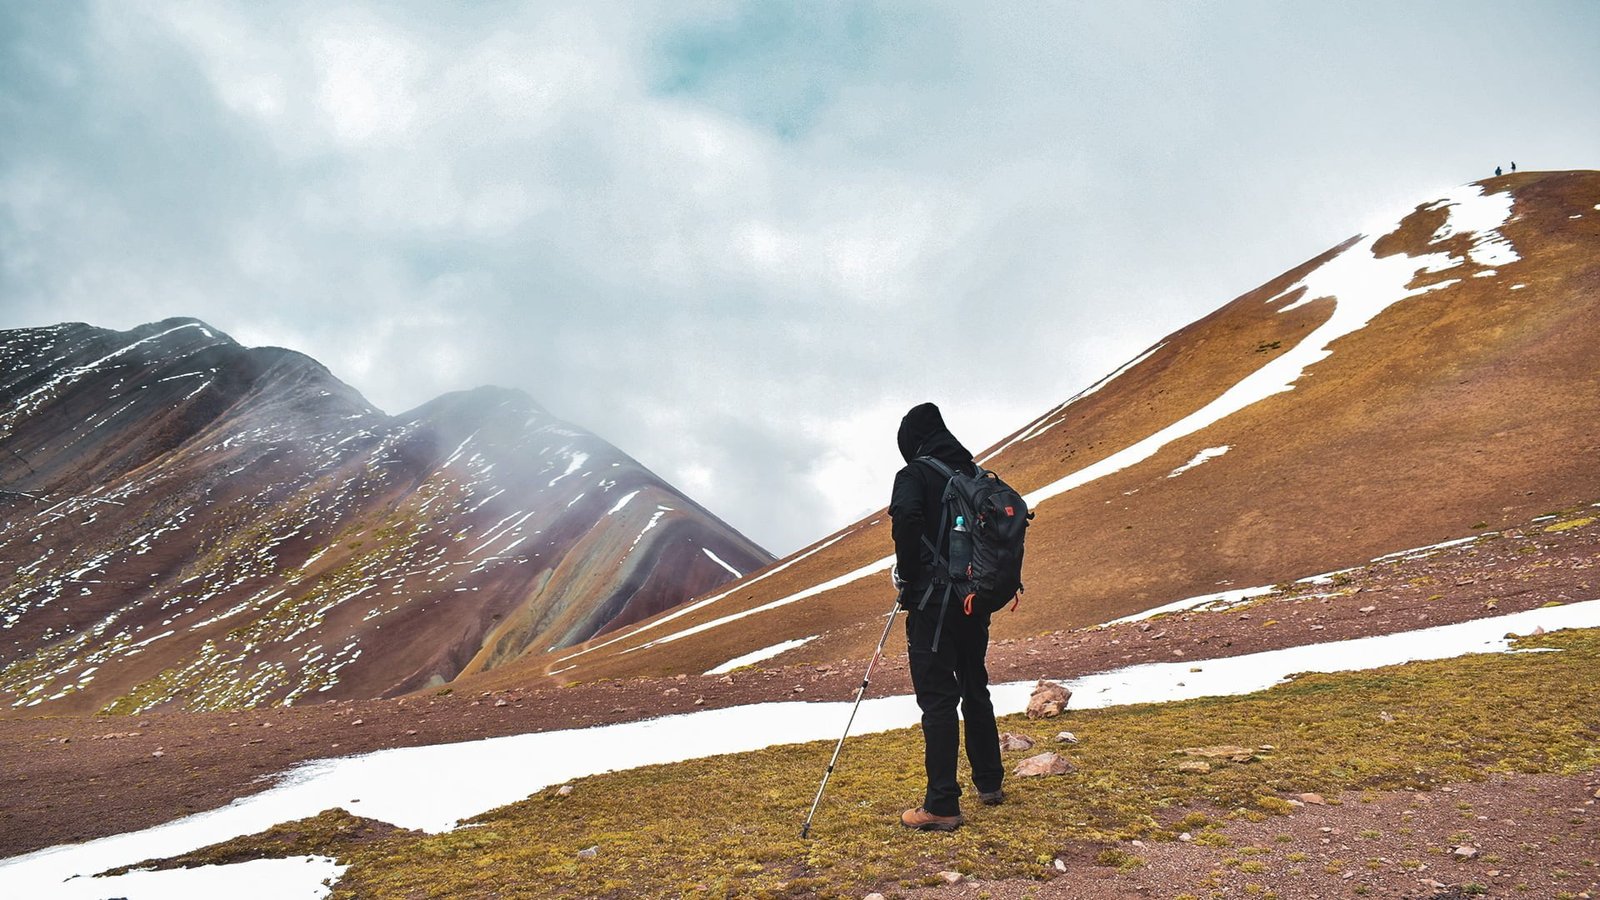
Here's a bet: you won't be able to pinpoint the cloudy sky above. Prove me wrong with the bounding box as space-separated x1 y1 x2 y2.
2 2 1596 555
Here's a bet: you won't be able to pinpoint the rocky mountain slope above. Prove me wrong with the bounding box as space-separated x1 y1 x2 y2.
0 319 771 713
514 169 1600 685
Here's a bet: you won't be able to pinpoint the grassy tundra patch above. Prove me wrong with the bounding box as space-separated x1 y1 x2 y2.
155 630 1600 898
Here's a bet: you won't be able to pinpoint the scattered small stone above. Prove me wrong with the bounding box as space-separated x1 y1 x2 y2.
999 732 1035 751
494 698 509 708
663 688 680 696
674 674 688 683
1053 858 1067 872
1379 711 1396 724
1055 731 1078 744
1178 832 1193 842
694 697 705 706
1359 605 1377 614
405 729 418 736
1015 752 1075 777
865 893 887 900
1177 760 1211 774
556 785 574 797
150 750 165 758
1026 681 1072 718
577 845 598 859
350 719 364 726
792 686 804 694
1300 792 1327 805
937 871 964 885
718 675 734 685
1452 845 1479 860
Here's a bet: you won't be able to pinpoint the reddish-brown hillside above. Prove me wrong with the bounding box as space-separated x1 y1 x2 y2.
0 320 771 713
482 169 1600 687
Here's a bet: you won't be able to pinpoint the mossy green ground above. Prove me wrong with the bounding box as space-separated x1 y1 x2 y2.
152 629 1600 898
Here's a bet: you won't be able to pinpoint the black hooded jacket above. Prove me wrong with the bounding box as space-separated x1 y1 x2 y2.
889 403 977 598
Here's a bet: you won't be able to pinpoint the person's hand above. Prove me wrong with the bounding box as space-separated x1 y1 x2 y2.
891 565 907 590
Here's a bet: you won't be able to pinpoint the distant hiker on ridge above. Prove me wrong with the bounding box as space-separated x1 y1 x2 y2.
889 402 1005 831
1511 161 1517 172
1495 165 1503 177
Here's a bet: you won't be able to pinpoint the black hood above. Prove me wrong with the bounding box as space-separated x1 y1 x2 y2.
897 402 973 465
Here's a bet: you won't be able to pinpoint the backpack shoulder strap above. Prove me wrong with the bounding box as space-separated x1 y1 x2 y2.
914 456 957 479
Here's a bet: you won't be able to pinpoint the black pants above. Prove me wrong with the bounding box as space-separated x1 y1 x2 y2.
905 603 1004 816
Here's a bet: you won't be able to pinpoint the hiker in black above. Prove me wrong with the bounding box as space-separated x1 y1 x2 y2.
889 402 1004 831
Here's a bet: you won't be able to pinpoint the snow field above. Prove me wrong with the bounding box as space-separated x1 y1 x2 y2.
705 635 819 675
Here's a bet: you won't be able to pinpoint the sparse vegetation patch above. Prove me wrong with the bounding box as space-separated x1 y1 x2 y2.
132 627 1600 898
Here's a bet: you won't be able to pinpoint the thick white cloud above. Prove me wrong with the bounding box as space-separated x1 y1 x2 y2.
2 1 1597 555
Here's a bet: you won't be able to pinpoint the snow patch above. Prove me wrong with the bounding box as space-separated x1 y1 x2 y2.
701 548 743 579
33 855 344 900
1371 535 1482 563
705 635 818 674
1105 584 1277 626
629 508 670 549
1167 445 1230 478
547 452 589 487
607 490 641 515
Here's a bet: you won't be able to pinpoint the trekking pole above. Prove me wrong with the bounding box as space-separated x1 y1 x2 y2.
800 589 903 839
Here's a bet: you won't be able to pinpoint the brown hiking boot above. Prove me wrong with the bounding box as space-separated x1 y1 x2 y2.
901 807 964 831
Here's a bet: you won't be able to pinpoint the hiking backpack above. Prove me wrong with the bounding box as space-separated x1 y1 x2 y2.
914 456 1032 618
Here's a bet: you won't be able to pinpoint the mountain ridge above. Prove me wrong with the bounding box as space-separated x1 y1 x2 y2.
0 317 773 713
495 169 1600 687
